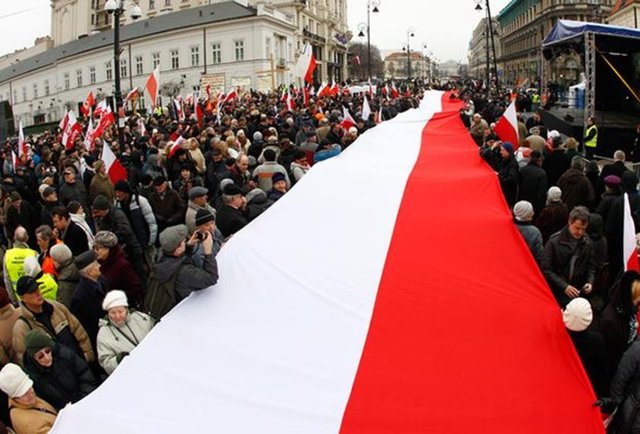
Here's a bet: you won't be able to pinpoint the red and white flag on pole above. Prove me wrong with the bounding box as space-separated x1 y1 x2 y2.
101 144 127 185
93 100 108 118
125 87 139 105
222 88 237 105
62 110 82 150
145 67 160 108
174 98 185 122
624 193 639 271
494 99 520 150
11 151 17 172
80 92 95 118
340 106 356 131
286 92 295 112
17 121 27 158
390 82 400 99
293 43 317 84
83 117 94 152
362 94 372 122
59 111 69 131
167 136 187 159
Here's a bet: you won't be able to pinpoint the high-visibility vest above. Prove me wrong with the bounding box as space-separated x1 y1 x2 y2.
35 273 58 301
4 247 38 293
585 125 598 148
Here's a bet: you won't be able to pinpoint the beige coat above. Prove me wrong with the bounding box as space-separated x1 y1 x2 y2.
13 300 94 365
0 304 20 365
9 396 57 434
89 172 114 204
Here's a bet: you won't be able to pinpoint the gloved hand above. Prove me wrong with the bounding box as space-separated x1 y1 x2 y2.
116 352 130 364
594 397 617 414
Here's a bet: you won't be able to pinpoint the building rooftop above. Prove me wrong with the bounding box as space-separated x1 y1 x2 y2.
0 1 256 84
610 0 640 16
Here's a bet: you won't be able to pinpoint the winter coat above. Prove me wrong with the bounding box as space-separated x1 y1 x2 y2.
70 276 109 350
59 180 90 212
290 161 310 183
253 162 290 192
540 226 595 307
115 194 157 246
543 149 571 187
89 173 114 204
95 206 145 278
97 310 155 375
70 213 94 248
245 190 274 222
61 220 90 257
267 189 285 202
55 260 80 309
185 201 216 236
607 187 640 281
152 252 218 302
514 220 543 264
498 155 519 208
99 245 144 308
13 300 94 365
557 168 594 211
610 341 640 433
149 189 185 230
517 162 548 215
216 204 248 238
8 396 57 434
596 191 622 224
600 161 629 182
23 344 97 411
568 330 608 398
535 202 569 244
0 303 20 365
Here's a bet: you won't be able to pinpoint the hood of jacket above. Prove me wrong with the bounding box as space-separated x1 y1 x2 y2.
152 254 187 281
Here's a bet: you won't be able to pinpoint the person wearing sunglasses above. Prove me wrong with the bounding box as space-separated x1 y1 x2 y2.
21 330 97 411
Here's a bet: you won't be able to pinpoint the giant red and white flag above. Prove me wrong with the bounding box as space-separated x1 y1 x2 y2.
624 193 639 272
145 67 160 108
51 91 605 434
62 110 82 150
293 43 317 84
494 99 520 149
100 144 127 185
17 121 27 158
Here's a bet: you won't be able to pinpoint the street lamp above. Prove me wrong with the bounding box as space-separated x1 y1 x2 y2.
358 0 380 81
104 0 142 150
402 27 415 80
474 0 499 90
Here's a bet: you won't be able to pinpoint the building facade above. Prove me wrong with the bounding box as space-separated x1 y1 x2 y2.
383 52 430 80
0 2 297 127
608 0 640 27
468 17 501 81
497 0 614 87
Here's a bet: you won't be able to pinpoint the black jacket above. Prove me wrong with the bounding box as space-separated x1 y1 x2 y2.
70 276 109 349
568 330 608 398
543 149 571 187
23 344 97 411
518 162 548 214
216 204 248 238
62 220 90 257
610 341 640 433
498 155 519 208
541 226 595 307
152 252 218 302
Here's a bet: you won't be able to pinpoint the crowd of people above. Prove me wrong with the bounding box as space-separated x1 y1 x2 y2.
0 82 422 432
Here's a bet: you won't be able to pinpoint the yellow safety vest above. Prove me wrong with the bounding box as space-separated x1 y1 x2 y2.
35 273 58 301
4 247 37 294
585 125 598 149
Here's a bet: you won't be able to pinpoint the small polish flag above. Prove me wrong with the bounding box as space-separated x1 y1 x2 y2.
286 92 296 112
83 117 95 152
222 88 237 105
11 151 17 173
80 92 95 118
494 99 520 150
62 110 82 151
145 67 160 108
174 99 185 122
303 84 310 107
101 144 128 185
340 106 356 131
125 87 139 105
624 193 639 272
167 136 187 159
362 94 372 122
293 43 317 84
59 111 69 131
390 82 400 99
93 100 109 118
17 121 27 158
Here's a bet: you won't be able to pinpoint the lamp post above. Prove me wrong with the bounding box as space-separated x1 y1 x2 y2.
475 0 498 90
104 0 142 150
357 0 380 80
402 27 415 80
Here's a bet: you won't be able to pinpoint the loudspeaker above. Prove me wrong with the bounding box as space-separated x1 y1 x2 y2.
0 101 15 143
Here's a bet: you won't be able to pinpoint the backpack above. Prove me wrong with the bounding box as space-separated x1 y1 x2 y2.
144 264 183 321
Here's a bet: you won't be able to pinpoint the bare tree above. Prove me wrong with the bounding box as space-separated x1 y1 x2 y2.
348 42 384 81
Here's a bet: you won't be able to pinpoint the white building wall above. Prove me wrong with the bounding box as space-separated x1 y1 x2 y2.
609 6 640 28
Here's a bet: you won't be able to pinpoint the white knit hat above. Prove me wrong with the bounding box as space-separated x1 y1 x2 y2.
513 201 534 222
547 186 562 202
0 363 33 398
102 290 129 311
22 256 41 278
563 298 593 332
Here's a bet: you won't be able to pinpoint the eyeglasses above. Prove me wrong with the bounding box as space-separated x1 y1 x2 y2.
34 347 52 361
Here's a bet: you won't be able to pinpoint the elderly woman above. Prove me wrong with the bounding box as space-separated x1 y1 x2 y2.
21 331 96 411
0 363 57 434
97 290 155 375
93 231 144 308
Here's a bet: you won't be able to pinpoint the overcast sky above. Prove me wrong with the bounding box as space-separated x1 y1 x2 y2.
0 0 513 62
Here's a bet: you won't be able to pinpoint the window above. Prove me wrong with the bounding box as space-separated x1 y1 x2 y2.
211 43 221 64
135 55 143 75
76 69 83 87
33 84 38 99
165 0 171 6
234 40 245 61
191 46 200 67
152 52 160 69
91 14 95 25
106 61 112 81
120 59 128 78
171 49 179 69
44 80 50 96
265 37 271 58
64 73 70 90
149 0 155 8
22 86 26 102
90 66 96 84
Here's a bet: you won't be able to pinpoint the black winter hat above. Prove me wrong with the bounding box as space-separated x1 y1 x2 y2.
92 195 110 210
114 180 132 194
195 208 215 226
